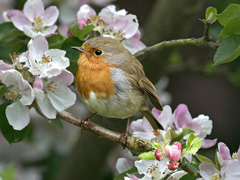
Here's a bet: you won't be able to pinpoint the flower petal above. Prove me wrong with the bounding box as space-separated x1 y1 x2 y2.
156 105 173 130
201 138 217 149
122 37 146 54
41 25 58 37
76 4 96 20
173 104 192 129
98 5 116 23
192 115 213 138
199 161 220 180
166 170 187 180
37 93 57 119
10 11 31 31
0 60 12 70
42 6 59 26
116 158 133 174
6 100 30 130
24 0 45 22
218 142 232 160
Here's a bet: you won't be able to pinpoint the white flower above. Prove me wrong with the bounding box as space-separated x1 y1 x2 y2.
33 70 76 119
135 158 170 180
0 69 34 130
27 34 69 78
4 0 59 38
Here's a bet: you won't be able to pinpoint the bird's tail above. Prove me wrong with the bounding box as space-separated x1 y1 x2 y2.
140 105 164 130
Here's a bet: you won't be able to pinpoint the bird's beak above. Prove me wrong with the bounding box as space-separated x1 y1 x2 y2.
71 46 88 54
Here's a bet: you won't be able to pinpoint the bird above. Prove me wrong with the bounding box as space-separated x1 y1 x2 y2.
72 37 163 143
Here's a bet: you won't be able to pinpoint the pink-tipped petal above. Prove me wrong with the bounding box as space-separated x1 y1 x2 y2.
11 12 31 31
173 104 192 129
0 60 12 70
201 139 217 149
219 142 232 160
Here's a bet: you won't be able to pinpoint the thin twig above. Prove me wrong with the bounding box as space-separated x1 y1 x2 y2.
134 37 220 60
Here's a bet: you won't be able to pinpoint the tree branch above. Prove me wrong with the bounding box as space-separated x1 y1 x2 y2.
57 111 154 152
134 37 220 60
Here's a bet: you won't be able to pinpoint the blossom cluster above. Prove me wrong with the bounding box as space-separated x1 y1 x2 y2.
129 104 217 149
0 34 76 130
76 4 146 54
117 104 218 179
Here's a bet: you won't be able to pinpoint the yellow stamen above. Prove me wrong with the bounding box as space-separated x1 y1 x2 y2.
210 173 220 180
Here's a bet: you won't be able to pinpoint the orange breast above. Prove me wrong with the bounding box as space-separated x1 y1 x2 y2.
76 53 116 99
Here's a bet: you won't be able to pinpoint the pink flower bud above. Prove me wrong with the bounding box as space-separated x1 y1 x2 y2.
165 145 181 162
168 162 179 170
155 149 163 161
78 19 87 29
173 142 183 151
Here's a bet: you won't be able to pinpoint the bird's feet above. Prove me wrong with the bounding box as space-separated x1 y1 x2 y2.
80 112 97 133
117 130 129 149
117 117 130 148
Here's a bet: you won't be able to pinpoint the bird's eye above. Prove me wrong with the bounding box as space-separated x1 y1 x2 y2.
95 50 102 56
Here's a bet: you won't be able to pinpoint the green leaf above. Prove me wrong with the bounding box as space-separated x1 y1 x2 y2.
205 7 217 23
0 163 16 180
181 149 187 159
217 4 240 26
180 174 199 180
69 23 94 40
0 103 30 144
186 133 201 155
195 154 214 164
218 17 240 41
151 142 163 151
0 22 24 42
164 129 170 146
170 128 194 143
113 167 137 180
52 117 64 129
0 85 7 98
215 149 221 170
47 34 65 49
138 151 155 160
214 34 240 65
61 37 83 75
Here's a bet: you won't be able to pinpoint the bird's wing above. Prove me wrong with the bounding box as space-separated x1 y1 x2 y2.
119 53 163 111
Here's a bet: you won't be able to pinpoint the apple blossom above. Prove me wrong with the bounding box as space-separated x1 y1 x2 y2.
33 70 76 119
76 4 145 54
135 158 170 180
27 34 69 78
0 69 34 130
3 0 59 38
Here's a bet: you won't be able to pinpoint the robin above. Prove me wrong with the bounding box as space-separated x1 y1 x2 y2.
72 37 163 140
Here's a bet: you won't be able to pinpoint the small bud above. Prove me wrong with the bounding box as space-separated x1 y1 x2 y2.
155 149 163 161
173 142 183 151
165 145 181 162
168 162 179 170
